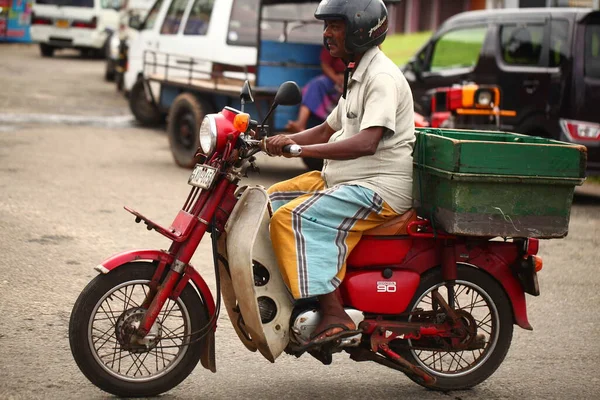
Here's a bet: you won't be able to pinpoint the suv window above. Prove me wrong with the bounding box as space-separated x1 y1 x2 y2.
585 24 600 79
160 0 189 35
500 24 544 66
550 20 569 68
144 0 165 31
430 27 487 72
184 0 214 35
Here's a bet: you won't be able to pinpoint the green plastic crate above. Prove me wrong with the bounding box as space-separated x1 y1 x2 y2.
413 128 587 238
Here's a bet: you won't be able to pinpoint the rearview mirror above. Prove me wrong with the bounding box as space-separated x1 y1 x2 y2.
240 80 254 104
274 81 302 106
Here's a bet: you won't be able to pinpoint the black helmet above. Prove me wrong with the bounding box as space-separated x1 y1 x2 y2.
315 0 389 54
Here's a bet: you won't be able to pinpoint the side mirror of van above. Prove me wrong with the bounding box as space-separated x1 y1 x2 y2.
129 15 142 30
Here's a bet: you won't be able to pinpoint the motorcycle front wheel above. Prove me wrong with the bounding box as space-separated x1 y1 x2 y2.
69 262 208 397
396 265 514 391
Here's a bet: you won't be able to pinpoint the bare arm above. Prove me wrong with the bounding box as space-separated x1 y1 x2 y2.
264 122 335 156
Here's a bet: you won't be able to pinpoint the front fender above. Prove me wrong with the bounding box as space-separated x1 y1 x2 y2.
95 249 217 371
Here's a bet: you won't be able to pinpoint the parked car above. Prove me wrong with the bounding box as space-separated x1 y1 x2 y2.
30 0 122 58
104 0 154 84
403 8 600 175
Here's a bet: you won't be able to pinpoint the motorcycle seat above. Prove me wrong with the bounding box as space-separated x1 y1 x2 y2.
363 209 417 236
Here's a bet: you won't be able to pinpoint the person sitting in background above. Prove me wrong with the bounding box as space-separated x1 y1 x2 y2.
285 47 346 133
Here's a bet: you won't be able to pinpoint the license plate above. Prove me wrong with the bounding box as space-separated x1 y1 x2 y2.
56 19 69 28
188 165 218 189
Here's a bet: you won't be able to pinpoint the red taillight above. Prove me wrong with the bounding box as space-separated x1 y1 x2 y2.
525 238 539 256
32 14 53 25
72 17 97 29
447 88 463 110
560 118 600 142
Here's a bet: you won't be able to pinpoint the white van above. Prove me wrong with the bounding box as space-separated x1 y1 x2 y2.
30 0 122 57
123 0 257 98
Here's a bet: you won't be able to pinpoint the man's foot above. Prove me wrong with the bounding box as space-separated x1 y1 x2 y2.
311 313 356 342
285 120 305 133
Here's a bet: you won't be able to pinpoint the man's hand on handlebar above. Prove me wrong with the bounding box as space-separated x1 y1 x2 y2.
263 134 298 157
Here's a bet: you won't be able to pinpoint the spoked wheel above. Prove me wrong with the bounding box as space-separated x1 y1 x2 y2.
69 262 208 397
395 265 513 391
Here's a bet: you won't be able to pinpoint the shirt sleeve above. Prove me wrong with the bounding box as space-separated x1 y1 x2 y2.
326 103 342 132
359 73 398 133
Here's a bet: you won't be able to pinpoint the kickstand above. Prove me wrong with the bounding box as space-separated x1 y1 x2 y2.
347 347 436 386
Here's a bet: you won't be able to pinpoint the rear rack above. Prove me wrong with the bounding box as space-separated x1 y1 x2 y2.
142 50 278 98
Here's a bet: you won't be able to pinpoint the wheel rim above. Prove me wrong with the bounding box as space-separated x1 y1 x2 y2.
88 279 192 382
408 279 500 378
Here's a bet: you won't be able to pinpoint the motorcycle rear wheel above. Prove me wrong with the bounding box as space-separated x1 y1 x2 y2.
396 265 514 391
69 262 207 397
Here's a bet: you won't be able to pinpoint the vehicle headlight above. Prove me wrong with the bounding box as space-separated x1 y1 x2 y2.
199 115 217 155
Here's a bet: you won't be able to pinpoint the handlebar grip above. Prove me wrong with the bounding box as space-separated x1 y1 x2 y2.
282 144 302 157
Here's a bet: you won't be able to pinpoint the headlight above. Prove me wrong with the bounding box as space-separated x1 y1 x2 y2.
199 115 217 155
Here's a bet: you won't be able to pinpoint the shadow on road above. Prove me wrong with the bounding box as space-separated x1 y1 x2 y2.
573 192 600 206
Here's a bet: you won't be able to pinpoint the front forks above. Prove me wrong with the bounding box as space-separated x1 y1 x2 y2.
136 260 186 338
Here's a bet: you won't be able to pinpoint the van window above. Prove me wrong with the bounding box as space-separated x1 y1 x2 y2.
227 0 321 47
227 0 260 47
184 0 214 36
35 0 94 7
143 0 165 31
500 24 544 66
430 27 487 72
549 20 569 68
585 24 600 79
160 0 190 35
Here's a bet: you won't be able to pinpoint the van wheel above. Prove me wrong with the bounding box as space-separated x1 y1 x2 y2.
40 44 54 57
129 80 163 126
168 93 213 168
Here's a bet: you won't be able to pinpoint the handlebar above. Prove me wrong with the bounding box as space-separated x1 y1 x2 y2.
282 144 302 157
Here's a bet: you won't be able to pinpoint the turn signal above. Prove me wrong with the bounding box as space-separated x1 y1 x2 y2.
233 113 250 133
532 255 543 272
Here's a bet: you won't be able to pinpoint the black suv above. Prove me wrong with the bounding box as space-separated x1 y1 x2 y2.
403 8 600 175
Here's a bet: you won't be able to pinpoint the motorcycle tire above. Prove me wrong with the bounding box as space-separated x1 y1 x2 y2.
167 93 213 169
69 262 208 397
129 80 164 127
396 265 514 391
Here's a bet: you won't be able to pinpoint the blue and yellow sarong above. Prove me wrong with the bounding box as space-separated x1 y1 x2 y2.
267 171 399 299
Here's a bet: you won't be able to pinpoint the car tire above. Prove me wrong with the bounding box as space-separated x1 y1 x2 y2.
40 44 54 57
129 80 164 127
167 93 213 169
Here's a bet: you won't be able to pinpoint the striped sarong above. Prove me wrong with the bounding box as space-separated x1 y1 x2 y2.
267 171 398 299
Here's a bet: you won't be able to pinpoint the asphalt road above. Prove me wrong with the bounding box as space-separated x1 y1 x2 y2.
0 44 599 400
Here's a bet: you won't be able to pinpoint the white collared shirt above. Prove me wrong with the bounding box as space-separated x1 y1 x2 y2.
324 46 415 213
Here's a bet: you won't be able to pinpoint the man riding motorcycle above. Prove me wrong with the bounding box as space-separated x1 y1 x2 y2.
264 0 416 348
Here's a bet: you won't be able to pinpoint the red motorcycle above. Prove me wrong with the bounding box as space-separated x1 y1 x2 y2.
69 81 543 397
